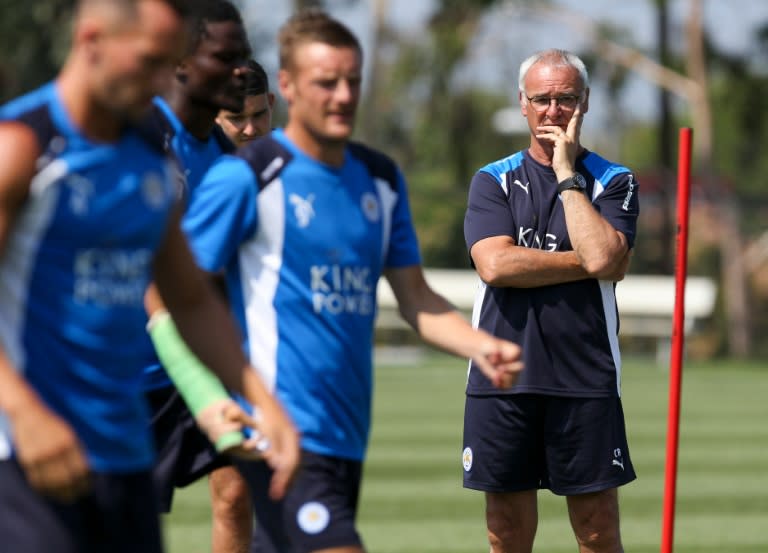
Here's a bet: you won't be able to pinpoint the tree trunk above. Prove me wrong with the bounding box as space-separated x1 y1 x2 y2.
685 0 751 357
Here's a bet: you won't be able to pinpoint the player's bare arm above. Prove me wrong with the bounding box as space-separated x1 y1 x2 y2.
0 122 91 501
150 214 300 499
536 101 628 277
384 265 523 389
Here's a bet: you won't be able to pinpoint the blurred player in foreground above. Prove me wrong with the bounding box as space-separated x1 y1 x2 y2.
0 1 297 551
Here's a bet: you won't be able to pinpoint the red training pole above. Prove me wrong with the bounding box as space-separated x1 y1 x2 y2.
660 127 693 553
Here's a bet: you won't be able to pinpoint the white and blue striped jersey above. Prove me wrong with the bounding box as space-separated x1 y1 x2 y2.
464 149 639 398
187 129 421 460
141 97 235 391
0 83 179 471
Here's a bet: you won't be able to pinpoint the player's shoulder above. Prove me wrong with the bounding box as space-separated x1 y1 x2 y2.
580 150 634 186
477 150 526 182
347 140 401 190
0 83 61 156
133 106 173 156
235 132 294 191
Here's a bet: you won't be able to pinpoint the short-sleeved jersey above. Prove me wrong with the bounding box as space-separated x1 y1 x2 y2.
464 149 639 398
0 83 178 471
141 97 235 391
188 129 422 460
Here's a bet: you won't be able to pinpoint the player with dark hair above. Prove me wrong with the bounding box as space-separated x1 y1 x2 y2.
192 9 524 553
0 1 296 552
462 48 639 553
137 2 298 553
209 58 276 553
217 59 275 147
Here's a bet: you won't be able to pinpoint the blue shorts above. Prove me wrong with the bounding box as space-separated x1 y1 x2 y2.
235 451 364 553
462 394 636 495
0 459 163 553
147 386 230 512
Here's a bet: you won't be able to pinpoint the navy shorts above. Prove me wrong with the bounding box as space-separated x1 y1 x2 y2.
462 394 636 495
0 459 163 553
235 451 364 553
147 386 230 512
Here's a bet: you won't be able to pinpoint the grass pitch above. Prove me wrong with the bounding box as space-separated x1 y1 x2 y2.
164 354 768 552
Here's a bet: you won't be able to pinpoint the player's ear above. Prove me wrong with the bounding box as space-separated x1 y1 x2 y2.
519 90 528 117
175 62 189 84
278 69 294 104
74 14 104 64
580 88 590 114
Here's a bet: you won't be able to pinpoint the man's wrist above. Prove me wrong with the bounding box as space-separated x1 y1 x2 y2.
557 173 587 194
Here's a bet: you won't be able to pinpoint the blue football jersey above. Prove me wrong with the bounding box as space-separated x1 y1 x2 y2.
464 149 639 398
0 83 178 471
188 129 422 460
141 97 235 391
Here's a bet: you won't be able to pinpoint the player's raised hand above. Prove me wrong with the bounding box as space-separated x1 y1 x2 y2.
536 99 584 181
12 398 90 501
470 335 524 389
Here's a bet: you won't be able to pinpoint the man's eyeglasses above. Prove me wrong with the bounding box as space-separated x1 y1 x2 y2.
526 94 581 112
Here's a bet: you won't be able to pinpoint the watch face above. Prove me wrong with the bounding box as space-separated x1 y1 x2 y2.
574 172 587 189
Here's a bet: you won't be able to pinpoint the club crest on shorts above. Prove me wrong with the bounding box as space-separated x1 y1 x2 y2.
361 192 380 222
462 446 473 471
297 501 330 535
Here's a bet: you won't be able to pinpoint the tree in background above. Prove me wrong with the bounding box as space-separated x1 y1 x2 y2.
4 0 768 357
0 1 73 103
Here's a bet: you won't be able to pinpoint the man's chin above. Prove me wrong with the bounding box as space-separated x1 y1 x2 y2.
325 123 355 142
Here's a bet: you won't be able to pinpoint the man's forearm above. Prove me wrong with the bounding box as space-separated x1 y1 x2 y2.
165 290 251 395
560 190 626 275
0 352 36 418
473 242 588 288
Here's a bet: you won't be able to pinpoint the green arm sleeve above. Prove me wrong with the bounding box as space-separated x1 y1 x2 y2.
147 311 243 452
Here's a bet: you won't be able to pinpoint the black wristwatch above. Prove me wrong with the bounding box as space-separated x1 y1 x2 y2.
557 173 587 194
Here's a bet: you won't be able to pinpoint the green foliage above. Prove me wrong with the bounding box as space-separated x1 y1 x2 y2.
0 0 73 102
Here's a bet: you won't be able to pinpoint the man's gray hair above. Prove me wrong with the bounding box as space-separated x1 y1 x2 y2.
518 49 589 93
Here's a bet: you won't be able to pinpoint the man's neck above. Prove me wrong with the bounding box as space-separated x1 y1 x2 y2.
527 139 555 167
164 89 218 142
284 123 346 168
56 65 123 143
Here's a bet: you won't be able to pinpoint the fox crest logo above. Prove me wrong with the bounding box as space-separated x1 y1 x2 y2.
462 447 473 471
289 193 316 228
297 501 330 534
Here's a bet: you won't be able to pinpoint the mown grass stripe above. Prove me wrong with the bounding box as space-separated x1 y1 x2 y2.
164 356 768 553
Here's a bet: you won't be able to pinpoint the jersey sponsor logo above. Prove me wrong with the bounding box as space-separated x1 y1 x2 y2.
361 192 380 222
517 227 558 251
513 179 530 194
73 248 153 306
297 501 330 534
289 193 316 228
311 264 375 316
462 446 473 471
621 174 636 211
